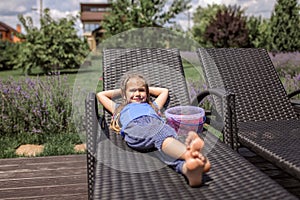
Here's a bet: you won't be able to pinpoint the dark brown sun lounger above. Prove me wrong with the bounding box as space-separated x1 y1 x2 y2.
85 48 297 199
197 48 300 180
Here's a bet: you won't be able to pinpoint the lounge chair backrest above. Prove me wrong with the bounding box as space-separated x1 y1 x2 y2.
102 48 191 122
197 48 298 123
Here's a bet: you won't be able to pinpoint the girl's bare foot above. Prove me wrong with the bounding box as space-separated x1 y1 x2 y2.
182 155 206 187
185 131 211 173
185 131 204 152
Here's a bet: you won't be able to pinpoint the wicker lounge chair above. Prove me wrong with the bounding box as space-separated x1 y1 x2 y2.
85 48 297 199
197 48 300 180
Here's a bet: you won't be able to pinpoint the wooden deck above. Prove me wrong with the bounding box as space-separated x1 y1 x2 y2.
0 150 300 199
0 155 87 200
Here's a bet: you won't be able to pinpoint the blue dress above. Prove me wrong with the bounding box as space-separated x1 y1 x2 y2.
119 102 184 173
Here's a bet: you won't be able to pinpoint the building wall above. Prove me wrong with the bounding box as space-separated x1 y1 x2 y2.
80 3 111 50
0 22 22 43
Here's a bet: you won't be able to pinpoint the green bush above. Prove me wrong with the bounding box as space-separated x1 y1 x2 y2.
16 9 89 75
0 41 19 70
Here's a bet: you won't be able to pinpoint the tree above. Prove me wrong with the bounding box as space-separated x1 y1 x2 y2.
204 5 250 48
269 0 300 52
191 4 225 46
101 0 191 39
247 16 270 48
0 41 20 70
16 9 89 75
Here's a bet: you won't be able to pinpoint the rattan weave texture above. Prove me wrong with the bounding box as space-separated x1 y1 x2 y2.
92 130 295 199
197 48 300 180
85 48 296 199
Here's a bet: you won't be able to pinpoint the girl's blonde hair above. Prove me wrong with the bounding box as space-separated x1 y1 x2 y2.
110 72 158 132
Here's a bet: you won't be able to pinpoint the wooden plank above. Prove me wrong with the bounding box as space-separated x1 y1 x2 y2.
0 155 87 181
3 193 87 200
0 166 86 179
0 175 87 189
0 159 86 172
0 155 86 165
0 155 88 199
0 183 87 199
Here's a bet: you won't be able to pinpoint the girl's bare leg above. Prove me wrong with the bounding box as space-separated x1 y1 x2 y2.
161 131 209 186
161 131 204 159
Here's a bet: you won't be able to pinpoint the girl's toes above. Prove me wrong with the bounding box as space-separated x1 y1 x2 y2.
190 138 204 152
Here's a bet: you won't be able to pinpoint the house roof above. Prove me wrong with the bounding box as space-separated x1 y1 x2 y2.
0 21 18 33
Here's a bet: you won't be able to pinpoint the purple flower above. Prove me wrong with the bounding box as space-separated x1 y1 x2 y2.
16 85 21 92
269 52 300 68
26 78 36 88
42 100 46 108
3 88 9 94
32 127 42 133
0 73 84 136
296 74 300 81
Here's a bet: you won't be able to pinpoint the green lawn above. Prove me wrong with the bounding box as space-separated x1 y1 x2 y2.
0 60 200 79
0 67 79 85
182 61 204 82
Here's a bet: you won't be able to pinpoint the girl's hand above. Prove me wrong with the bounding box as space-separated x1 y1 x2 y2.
96 89 121 114
149 87 169 109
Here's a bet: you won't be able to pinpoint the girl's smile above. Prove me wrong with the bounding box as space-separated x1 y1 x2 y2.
125 78 147 103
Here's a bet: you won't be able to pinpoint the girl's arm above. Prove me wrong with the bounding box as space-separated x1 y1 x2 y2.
149 87 169 109
96 89 121 114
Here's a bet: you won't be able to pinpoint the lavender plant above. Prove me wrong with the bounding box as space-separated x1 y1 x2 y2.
0 73 80 137
187 80 212 109
270 52 300 99
280 71 300 98
269 52 300 77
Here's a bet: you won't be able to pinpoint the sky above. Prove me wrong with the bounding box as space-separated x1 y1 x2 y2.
0 0 296 35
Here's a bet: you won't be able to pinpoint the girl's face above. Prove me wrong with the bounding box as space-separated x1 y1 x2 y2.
125 77 147 103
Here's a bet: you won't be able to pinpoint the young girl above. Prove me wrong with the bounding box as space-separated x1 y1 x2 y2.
97 72 210 187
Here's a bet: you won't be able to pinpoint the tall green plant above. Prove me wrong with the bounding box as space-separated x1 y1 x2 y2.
269 0 300 52
0 41 20 70
247 16 270 48
16 9 89 75
101 0 191 39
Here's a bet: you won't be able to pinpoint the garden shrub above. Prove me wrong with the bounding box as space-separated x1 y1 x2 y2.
0 74 82 137
0 41 19 71
270 52 300 97
280 71 300 96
